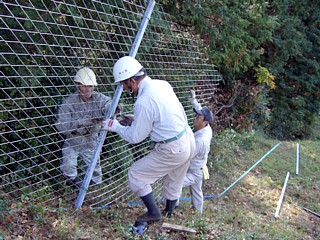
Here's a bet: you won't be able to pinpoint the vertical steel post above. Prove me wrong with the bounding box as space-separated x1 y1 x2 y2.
296 143 300 175
74 0 156 209
275 172 290 218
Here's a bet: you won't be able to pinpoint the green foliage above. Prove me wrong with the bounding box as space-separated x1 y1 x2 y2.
209 128 256 170
27 204 47 225
1 0 319 216
161 0 278 82
254 65 276 89
1 135 319 240
0 198 9 213
161 0 320 140
265 0 320 139
311 115 320 140
0 0 147 191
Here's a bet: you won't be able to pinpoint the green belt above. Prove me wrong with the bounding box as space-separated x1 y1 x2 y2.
158 128 187 144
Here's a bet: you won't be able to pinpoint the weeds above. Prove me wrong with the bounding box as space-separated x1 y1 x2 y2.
0 132 319 239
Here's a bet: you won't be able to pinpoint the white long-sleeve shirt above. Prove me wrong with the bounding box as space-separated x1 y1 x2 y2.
115 76 188 144
188 125 212 171
188 98 213 171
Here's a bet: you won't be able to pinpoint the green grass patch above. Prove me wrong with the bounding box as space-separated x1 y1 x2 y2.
0 130 319 239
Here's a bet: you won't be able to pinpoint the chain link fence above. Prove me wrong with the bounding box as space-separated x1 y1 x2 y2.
0 0 222 209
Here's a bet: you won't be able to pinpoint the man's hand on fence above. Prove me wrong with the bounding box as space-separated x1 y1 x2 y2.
77 117 94 127
102 119 120 132
188 90 197 105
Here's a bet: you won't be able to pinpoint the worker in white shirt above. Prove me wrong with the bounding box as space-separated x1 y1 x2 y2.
176 90 214 214
102 56 195 224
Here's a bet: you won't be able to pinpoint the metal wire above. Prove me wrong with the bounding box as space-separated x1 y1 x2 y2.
0 0 222 209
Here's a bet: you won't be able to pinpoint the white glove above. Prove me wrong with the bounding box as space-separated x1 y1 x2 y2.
190 89 196 99
188 90 197 105
102 118 120 132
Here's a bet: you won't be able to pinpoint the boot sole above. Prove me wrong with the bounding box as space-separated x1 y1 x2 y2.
136 216 161 224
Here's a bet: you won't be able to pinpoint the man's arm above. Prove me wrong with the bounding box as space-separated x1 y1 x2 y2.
55 102 93 136
189 90 202 110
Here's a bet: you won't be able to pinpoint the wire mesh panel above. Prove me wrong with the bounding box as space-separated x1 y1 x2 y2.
0 0 222 209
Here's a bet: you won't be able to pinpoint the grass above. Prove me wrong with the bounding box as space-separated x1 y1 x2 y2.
1 129 319 239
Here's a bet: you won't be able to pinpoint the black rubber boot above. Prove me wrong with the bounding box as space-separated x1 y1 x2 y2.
162 199 178 218
136 192 161 224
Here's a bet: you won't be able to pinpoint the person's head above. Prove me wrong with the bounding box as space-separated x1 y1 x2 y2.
193 107 214 131
74 67 97 101
113 56 146 95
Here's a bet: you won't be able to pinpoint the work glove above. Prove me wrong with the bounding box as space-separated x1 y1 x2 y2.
202 165 210 180
101 118 121 132
91 117 104 124
117 114 134 126
72 127 88 135
77 117 94 127
188 90 197 105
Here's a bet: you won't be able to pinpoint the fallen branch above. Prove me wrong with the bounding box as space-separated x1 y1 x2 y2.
215 80 244 115
162 222 197 233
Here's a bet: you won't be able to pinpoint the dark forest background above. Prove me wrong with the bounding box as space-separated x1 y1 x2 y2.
161 0 320 140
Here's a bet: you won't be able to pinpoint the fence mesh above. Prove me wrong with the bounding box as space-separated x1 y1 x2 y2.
0 0 222 209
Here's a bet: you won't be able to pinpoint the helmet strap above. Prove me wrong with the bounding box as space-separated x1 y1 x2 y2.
126 78 136 100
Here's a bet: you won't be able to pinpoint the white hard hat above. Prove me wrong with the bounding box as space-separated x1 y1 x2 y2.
113 56 143 83
74 67 97 86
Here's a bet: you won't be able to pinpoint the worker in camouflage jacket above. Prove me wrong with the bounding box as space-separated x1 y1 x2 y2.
55 67 112 187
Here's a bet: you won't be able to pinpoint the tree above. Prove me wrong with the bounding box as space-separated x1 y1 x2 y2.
160 0 320 139
264 0 320 139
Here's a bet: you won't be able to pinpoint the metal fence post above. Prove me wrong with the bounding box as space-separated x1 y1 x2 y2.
218 142 282 198
74 0 156 209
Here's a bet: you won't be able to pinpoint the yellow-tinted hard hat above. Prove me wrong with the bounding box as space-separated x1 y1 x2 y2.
74 67 97 86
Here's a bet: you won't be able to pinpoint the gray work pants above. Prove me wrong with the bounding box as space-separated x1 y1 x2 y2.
60 145 102 184
176 169 204 213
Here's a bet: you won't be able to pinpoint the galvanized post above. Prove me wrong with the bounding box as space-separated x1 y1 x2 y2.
74 0 156 209
275 171 290 218
218 142 281 198
296 143 300 175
